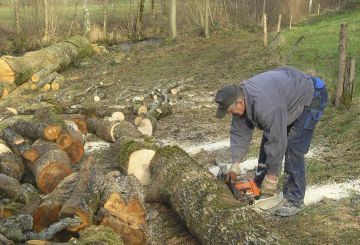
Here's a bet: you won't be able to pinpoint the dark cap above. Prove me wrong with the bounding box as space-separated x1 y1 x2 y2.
215 84 239 118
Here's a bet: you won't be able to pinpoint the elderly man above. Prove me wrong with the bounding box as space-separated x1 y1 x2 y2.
215 66 328 216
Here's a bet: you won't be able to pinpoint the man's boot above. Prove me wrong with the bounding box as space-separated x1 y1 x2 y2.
274 199 305 217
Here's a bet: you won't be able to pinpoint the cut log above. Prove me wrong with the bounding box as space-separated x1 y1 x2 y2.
13 120 62 141
145 203 199 245
56 121 84 163
99 171 146 245
0 151 25 181
136 118 154 137
32 173 79 232
30 65 59 83
148 146 285 244
33 72 58 90
28 139 72 194
0 36 93 85
95 117 122 143
86 117 98 133
1 127 39 162
0 82 16 99
59 155 103 232
61 114 88 135
0 214 33 242
0 107 17 122
0 173 27 203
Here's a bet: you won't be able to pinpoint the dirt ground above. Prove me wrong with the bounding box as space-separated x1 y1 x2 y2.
1 30 359 244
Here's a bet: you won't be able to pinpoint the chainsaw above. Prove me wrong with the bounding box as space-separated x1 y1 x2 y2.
217 165 261 204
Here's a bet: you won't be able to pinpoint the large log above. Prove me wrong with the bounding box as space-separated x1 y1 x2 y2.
28 139 72 194
59 155 103 232
1 126 39 161
147 146 285 244
0 173 27 203
0 36 93 85
13 120 62 141
99 171 147 245
33 173 79 232
0 150 25 180
145 203 199 245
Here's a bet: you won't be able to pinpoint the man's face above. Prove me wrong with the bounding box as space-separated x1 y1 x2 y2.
227 98 245 116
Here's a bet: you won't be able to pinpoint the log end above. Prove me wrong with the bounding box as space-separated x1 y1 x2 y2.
56 133 73 149
36 162 72 193
65 140 84 163
44 125 62 141
32 205 61 232
127 149 155 185
23 148 40 162
0 59 15 83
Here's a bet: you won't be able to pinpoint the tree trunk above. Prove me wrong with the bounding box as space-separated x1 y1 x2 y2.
277 14 282 33
103 0 108 34
263 14 268 47
0 151 25 181
29 139 72 194
43 0 49 42
0 35 93 85
308 0 313 15
0 82 16 99
61 114 88 135
148 146 285 244
335 23 347 106
59 155 103 232
170 0 177 39
32 173 79 232
14 0 21 35
13 120 62 141
83 0 91 35
341 57 356 108
99 171 147 245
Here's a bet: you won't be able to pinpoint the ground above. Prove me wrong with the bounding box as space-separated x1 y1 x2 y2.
1 17 360 245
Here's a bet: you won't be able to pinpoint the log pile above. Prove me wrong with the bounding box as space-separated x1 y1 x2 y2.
0 94 287 244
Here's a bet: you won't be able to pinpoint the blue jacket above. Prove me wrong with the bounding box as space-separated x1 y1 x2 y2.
230 66 314 175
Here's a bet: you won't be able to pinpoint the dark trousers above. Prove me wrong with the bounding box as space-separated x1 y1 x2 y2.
255 86 328 205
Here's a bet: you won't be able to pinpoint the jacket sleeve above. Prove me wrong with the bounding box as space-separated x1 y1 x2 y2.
230 115 254 163
260 108 288 175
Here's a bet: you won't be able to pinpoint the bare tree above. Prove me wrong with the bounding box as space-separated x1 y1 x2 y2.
103 0 108 34
170 0 176 40
83 0 90 35
14 0 21 35
43 0 49 42
308 0 313 15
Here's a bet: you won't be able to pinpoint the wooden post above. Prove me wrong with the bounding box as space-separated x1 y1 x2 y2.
317 3 321 15
204 0 209 39
170 0 177 40
341 57 356 107
335 23 348 106
308 0 313 15
290 13 293 30
277 14 282 33
263 14 268 47
261 0 266 26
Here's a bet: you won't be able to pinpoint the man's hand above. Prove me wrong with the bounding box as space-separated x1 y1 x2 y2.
224 162 241 184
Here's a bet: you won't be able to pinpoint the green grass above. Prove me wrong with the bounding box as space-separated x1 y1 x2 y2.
0 6 13 27
280 9 360 96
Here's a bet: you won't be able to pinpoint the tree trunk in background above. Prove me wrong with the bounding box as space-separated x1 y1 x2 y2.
204 0 209 39
317 3 321 15
335 23 347 106
43 0 49 42
170 0 177 40
261 0 266 26
308 0 313 15
290 13 293 30
103 0 108 34
341 57 356 108
83 0 90 35
277 14 282 33
263 14 267 47
151 0 155 23
14 0 21 35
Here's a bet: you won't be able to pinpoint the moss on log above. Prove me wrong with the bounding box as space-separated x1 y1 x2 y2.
149 146 286 244
78 225 124 245
0 36 93 85
33 173 79 232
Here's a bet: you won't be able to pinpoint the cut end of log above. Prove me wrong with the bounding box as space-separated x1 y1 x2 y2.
1 89 9 98
0 59 15 83
51 82 60 90
65 139 85 163
36 162 72 194
32 206 61 232
43 84 51 90
111 111 125 121
56 133 73 150
137 105 148 116
137 118 153 137
31 83 37 90
134 116 144 126
61 208 89 232
31 74 40 83
23 148 40 162
0 143 12 155
128 149 155 185
44 125 62 141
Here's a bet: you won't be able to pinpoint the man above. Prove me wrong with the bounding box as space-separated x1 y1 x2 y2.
215 66 328 217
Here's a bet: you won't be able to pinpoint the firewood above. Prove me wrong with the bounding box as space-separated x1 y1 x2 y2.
0 36 93 85
94 117 121 143
0 107 17 122
0 151 25 181
56 121 84 163
50 74 65 91
33 72 58 90
59 155 103 232
0 82 16 99
29 139 72 194
30 65 59 83
136 118 154 137
100 171 146 245
0 173 28 203
13 120 62 141
61 114 88 134
86 117 98 133
147 145 285 244
1 127 39 162
33 173 79 232
0 214 33 242
145 203 199 245
0 234 14 245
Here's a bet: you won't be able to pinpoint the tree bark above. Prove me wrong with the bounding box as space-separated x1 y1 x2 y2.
99 171 147 245
341 56 356 108
0 173 27 203
32 172 79 232
56 121 84 163
28 139 72 194
59 155 103 232
148 146 285 244
0 234 14 245
14 0 21 35
0 151 25 181
13 120 62 141
61 114 88 135
83 0 91 35
0 36 93 85
0 214 33 242
335 23 347 106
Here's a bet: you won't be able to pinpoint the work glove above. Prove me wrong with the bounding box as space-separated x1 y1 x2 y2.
224 162 241 185
261 175 278 196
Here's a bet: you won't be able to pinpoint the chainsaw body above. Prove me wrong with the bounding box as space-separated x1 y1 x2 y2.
230 178 260 204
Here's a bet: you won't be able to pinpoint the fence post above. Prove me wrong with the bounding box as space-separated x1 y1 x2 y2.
335 23 348 106
277 14 282 33
263 14 267 47
341 57 356 108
